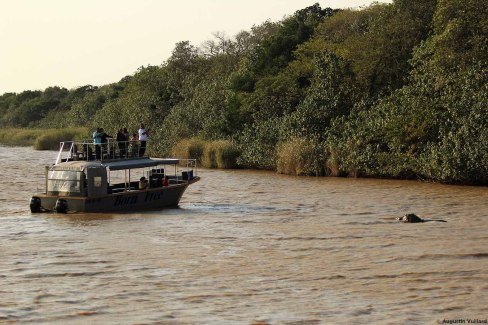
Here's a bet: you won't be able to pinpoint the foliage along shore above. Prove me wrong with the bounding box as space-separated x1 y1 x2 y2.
1 0 487 184
0 128 87 150
0 128 240 170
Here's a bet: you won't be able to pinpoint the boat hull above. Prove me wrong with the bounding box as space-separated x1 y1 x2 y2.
33 177 198 213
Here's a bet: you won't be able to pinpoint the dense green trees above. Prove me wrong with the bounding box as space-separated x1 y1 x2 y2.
326 0 488 183
1 0 487 184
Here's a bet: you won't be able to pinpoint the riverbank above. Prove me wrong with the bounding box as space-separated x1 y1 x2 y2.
1 128 486 186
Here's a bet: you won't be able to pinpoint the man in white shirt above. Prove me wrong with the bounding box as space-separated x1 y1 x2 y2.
138 123 148 157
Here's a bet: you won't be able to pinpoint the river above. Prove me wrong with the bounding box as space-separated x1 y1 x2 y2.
1 145 487 324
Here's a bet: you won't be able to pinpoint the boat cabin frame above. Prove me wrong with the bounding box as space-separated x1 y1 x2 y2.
31 140 199 213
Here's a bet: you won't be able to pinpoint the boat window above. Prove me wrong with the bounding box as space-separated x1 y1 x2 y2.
93 176 102 188
48 170 82 194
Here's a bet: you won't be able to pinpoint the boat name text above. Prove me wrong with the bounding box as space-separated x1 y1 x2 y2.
114 191 164 206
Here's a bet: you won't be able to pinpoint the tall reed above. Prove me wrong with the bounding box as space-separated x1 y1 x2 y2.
277 138 324 176
172 138 205 161
172 138 239 169
0 129 41 146
213 140 239 169
202 143 218 168
0 128 88 149
34 128 88 150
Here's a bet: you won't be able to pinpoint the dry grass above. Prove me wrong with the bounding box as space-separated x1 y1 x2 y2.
172 138 205 161
33 128 88 150
0 128 88 149
202 142 218 168
172 138 239 169
277 138 323 176
213 140 239 169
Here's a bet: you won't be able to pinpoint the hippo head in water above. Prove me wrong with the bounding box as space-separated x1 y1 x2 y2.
397 213 424 223
396 213 448 223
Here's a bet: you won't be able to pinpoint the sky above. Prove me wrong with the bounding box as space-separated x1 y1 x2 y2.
0 0 392 94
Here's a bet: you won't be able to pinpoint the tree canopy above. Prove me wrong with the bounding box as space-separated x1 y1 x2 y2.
1 1 487 184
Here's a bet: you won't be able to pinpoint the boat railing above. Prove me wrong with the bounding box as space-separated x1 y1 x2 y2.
144 158 198 186
55 140 199 182
106 158 197 191
175 158 198 183
55 139 150 164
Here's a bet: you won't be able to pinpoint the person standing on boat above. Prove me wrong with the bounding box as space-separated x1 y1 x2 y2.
92 128 103 160
138 123 148 157
130 133 139 157
123 127 130 148
99 128 112 158
116 129 128 158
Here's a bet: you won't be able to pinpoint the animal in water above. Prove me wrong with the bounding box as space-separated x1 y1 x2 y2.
396 213 447 223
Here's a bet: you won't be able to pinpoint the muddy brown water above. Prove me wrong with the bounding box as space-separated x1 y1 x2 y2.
1 145 487 324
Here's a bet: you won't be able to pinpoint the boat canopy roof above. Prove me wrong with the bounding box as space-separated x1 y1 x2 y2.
51 158 180 172
104 158 179 171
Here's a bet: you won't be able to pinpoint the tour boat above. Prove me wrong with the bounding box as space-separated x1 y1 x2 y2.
30 140 199 213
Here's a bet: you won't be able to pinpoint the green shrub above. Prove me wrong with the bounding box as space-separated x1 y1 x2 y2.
235 119 280 170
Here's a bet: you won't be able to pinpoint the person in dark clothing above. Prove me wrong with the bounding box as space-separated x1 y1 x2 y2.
123 127 130 141
99 128 112 159
116 129 128 158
